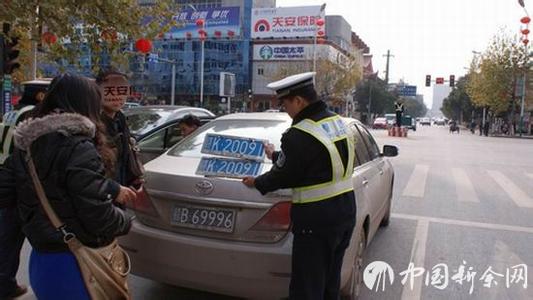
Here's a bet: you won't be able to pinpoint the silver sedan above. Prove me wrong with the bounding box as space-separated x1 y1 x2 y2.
119 112 398 299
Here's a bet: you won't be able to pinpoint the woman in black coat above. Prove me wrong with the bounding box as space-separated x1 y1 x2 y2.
0 73 136 299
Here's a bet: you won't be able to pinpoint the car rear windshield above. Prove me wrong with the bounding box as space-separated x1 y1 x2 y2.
168 119 290 160
126 110 174 136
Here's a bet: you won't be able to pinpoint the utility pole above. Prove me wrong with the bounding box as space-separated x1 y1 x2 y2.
383 50 394 84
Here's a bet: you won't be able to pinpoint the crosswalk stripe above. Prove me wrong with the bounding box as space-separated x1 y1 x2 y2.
487 170 533 208
402 164 429 198
452 168 479 202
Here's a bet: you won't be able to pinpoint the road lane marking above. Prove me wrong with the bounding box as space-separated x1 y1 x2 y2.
487 170 533 208
401 219 429 300
392 213 533 234
452 168 479 202
402 165 429 198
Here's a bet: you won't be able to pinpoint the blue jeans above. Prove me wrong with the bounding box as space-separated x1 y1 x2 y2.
0 206 25 297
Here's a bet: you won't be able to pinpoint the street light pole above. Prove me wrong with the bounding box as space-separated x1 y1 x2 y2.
171 63 176 105
200 35 205 107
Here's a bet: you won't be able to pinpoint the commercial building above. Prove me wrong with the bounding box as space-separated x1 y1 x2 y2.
250 5 368 113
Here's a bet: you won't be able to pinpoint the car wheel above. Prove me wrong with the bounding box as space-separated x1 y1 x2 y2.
380 180 393 227
342 229 366 300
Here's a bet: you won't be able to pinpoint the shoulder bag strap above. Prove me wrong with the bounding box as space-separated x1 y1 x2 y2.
25 149 70 236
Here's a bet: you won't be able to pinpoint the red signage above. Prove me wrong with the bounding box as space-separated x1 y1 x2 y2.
436 77 444 84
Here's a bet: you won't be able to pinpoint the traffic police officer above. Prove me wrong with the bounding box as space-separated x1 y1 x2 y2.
242 72 356 300
394 100 404 127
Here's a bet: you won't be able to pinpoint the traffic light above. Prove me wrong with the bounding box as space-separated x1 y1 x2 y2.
449 75 455 87
425 75 431 87
2 24 20 75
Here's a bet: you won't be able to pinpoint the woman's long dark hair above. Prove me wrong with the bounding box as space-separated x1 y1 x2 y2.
35 73 116 175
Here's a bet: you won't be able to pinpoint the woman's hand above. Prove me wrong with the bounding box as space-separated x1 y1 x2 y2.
116 186 137 204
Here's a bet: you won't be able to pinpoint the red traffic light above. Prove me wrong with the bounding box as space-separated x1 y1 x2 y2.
196 19 205 27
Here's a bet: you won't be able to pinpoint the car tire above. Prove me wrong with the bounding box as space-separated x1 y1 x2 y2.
380 180 393 227
341 229 366 300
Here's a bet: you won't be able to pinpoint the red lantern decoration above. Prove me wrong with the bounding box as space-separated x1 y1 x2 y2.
317 30 325 37
101 29 118 42
522 28 530 35
227 30 235 38
316 18 325 26
317 37 326 44
214 31 222 38
523 38 529 45
196 19 205 27
135 38 152 54
521 16 531 24
42 32 57 45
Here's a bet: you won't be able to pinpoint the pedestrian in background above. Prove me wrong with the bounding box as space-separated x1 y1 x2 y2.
96 69 143 190
0 82 48 299
178 114 202 137
0 73 136 299
242 72 356 300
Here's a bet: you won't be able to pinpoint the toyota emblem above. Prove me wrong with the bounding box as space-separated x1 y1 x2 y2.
195 180 214 195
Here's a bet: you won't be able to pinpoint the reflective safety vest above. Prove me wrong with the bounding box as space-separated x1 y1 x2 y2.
0 105 35 164
291 116 355 204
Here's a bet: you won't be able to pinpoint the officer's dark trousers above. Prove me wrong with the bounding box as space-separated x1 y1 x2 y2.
289 221 355 300
0 206 25 297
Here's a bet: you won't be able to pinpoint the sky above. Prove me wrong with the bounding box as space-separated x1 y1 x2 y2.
277 0 531 108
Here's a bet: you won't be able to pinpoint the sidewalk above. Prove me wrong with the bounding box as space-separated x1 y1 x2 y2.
490 133 533 139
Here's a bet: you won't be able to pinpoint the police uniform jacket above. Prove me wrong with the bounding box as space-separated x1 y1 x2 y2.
254 101 356 233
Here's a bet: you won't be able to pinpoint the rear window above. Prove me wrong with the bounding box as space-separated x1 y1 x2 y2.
168 119 291 160
126 110 173 136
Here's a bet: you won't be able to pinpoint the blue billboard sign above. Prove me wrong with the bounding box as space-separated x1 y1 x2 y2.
399 85 417 97
165 7 241 39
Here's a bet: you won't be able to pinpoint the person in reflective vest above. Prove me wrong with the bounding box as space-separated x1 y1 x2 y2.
242 72 356 300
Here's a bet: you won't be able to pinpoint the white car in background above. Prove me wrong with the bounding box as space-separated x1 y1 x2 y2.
120 112 398 299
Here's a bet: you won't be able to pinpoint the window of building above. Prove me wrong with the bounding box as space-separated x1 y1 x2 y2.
258 68 264 75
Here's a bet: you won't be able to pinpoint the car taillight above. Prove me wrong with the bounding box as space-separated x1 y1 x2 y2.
250 201 291 231
125 186 158 217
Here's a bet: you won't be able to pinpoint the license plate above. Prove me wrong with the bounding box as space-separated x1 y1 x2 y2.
171 205 236 233
196 157 262 178
201 134 266 161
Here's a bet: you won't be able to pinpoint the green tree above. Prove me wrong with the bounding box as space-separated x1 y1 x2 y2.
466 30 528 117
354 77 396 118
442 75 475 122
402 97 427 118
273 58 362 102
0 0 176 80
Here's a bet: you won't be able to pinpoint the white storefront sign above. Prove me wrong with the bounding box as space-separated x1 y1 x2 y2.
253 44 348 65
251 6 325 39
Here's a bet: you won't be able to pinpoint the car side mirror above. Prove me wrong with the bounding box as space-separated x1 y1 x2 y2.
382 145 398 157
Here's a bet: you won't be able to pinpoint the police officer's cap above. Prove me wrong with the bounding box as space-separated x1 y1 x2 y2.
267 72 316 100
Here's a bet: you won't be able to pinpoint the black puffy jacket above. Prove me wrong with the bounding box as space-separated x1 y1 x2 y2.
0 113 132 252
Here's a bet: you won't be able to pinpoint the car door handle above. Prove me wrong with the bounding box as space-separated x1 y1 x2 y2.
362 180 369 186
379 169 384 175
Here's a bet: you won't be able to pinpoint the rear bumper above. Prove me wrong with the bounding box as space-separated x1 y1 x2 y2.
119 219 292 299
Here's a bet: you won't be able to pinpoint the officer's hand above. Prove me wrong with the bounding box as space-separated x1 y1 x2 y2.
264 142 275 160
242 176 256 188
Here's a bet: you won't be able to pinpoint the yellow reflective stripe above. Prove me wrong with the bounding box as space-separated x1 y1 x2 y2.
293 120 344 181
293 178 354 204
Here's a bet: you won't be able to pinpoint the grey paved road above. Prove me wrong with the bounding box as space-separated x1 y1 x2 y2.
14 124 533 299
